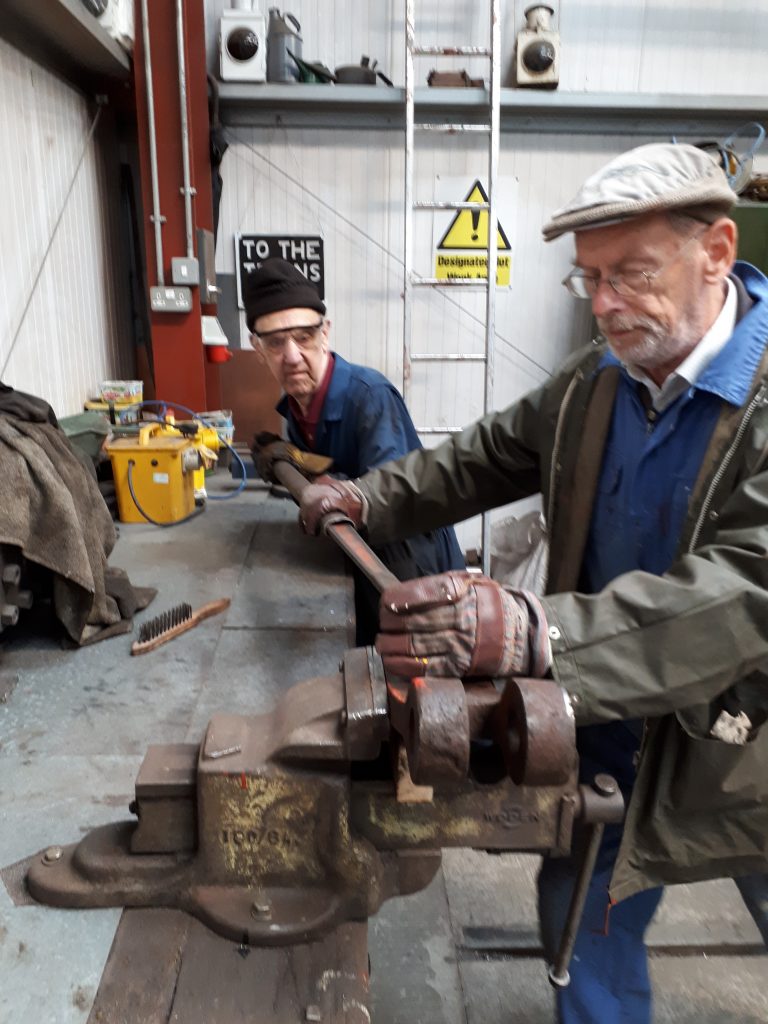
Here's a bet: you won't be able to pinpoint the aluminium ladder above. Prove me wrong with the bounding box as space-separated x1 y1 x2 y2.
403 0 502 574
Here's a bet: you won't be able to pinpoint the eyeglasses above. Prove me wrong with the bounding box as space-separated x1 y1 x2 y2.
254 320 325 354
562 230 706 300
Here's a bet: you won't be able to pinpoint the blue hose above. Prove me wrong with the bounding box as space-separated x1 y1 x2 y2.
135 400 247 498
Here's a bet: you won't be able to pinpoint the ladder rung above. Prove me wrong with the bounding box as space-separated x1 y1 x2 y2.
415 123 491 133
411 277 490 288
416 427 464 434
411 354 486 362
412 46 491 57
413 200 489 210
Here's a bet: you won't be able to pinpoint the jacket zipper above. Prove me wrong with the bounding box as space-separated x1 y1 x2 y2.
688 383 768 552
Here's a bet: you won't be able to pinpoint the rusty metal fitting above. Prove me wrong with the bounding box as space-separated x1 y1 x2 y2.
404 676 470 785
592 773 618 797
577 778 624 825
342 647 388 760
495 678 576 786
250 895 272 919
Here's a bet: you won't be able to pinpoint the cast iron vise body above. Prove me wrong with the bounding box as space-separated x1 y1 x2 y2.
27 645 622 972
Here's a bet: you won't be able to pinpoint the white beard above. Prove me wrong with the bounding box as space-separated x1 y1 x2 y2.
597 313 697 373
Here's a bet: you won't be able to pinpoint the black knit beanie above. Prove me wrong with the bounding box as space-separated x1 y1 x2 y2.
244 258 326 332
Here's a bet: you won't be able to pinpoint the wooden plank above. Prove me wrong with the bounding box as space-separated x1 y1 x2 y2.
87 910 191 1024
168 920 370 1024
89 909 370 1024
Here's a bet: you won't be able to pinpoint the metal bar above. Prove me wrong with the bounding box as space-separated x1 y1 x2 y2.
403 0 415 405
411 354 486 361
415 123 491 132
410 278 489 288
175 0 195 259
413 200 489 210
548 823 605 988
413 46 491 56
481 0 501 576
271 460 399 594
416 426 463 434
140 0 165 286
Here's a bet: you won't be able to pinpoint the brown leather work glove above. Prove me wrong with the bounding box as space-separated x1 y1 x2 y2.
376 571 552 680
298 475 368 535
252 431 333 484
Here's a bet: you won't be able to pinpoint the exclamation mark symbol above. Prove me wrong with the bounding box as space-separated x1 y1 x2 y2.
471 208 480 241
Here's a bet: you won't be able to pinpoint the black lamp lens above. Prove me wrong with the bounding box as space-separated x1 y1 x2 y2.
522 39 555 72
227 28 259 62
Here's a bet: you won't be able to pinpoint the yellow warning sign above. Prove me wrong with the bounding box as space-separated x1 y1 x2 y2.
435 180 511 285
435 252 511 285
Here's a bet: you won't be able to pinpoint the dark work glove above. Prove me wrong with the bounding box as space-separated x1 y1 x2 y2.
298 475 368 535
252 431 333 484
376 571 552 679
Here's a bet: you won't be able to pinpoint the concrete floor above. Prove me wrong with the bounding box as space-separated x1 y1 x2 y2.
0 477 765 1023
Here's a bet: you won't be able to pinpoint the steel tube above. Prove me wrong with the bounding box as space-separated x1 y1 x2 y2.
175 0 195 258
140 0 165 285
481 0 501 576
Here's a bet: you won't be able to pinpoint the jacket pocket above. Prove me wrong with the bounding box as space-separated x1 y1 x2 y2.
676 669 768 743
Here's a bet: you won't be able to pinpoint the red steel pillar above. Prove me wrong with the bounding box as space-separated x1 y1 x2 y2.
133 0 221 411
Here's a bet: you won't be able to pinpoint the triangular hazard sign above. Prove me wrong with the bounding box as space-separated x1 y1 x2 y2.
437 181 511 251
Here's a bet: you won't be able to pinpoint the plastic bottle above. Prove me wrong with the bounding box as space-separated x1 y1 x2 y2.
266 9 302 83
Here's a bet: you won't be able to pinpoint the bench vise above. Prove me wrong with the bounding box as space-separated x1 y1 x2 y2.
27 644 622 985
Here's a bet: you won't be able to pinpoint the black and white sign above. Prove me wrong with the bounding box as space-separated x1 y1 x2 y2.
236 234 325 306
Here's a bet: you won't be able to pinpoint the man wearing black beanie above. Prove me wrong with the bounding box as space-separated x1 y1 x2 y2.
245 257 464 645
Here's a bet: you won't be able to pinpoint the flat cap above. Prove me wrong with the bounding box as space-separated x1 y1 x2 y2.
244 257 325 332
542 143 737 242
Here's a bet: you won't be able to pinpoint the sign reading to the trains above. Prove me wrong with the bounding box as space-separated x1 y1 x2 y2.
434 180 512 286
236 235 325 306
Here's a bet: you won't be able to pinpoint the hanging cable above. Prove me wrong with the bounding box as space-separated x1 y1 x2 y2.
126 460 204 527
2 101 106 379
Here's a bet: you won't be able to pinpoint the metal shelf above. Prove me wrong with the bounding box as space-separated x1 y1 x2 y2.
219 83 768 136
0 0 130 92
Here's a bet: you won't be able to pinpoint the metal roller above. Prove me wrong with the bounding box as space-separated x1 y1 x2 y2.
496 677 577 786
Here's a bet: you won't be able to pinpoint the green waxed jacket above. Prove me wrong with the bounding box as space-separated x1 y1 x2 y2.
356 339 768 901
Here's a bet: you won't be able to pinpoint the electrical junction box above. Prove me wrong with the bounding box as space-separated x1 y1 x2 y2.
105 426 198 524
150 286 193 313
219 10 267 82
515 4 560 88
172 257 200 287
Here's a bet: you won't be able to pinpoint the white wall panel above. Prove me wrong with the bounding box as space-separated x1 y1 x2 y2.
207 0 768 547
0 39 130 417
207 1 768 94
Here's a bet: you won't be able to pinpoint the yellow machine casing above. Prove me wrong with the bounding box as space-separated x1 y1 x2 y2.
106 424 197 524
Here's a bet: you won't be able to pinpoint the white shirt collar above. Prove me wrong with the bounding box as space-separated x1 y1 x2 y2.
627 277 737 411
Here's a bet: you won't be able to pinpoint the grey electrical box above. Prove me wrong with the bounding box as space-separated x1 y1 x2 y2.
171 257 200 286
150 286 193 313
197 228 219 306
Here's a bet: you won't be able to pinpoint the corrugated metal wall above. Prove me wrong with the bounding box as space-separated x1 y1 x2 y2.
207 0 768 545
0 38 131 417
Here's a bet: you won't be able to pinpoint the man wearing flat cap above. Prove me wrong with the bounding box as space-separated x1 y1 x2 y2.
296 144 768 1020
244 257 464 645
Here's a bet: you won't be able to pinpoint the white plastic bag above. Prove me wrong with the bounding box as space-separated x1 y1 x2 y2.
490 510 549 595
